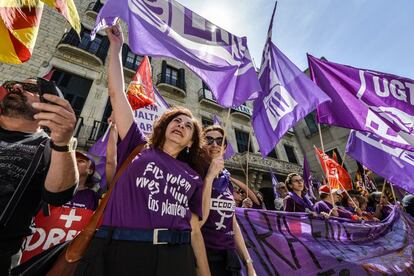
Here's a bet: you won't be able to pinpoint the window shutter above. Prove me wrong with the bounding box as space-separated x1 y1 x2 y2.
178 68 185 91
161 61 167 83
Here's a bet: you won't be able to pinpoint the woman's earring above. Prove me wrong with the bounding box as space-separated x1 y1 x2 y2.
186 146 190 154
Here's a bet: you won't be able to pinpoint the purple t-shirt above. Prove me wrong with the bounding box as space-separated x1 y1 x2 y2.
202 170 236 250
102 122 203 230
314 200 353 219
64 189 98 211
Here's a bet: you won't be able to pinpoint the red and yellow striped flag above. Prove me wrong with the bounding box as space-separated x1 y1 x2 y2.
0 0 80 64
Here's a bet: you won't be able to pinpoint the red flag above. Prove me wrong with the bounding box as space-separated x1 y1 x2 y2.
315 147 352 190
126 56 155 110
332 151 339 163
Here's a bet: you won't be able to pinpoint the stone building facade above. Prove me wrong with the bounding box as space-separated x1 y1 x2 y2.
0 0 309 192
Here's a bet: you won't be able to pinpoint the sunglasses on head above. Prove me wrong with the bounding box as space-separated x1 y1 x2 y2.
205 136 226 146
2 80 40 94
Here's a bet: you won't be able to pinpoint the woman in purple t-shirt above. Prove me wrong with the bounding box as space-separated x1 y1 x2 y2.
201 125 255 276
75 25 212 276
283 173 314 213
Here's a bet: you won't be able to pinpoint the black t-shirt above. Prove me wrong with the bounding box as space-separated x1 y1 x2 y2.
0 127 75 238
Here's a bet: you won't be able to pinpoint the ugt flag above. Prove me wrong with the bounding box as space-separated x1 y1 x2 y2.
346 130 414 195
93 0 261 108
308 55 414 151
252 3 330 157
315 147 352 190
127 56 155 110
0 0 80 64
212 115 236 160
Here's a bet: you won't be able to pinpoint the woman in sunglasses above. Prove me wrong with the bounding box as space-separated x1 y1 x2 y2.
201 125 256 276
283 173 314 213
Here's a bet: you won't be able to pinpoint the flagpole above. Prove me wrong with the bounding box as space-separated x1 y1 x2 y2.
101 122 112 142
335 172 358 209
389 182 397 204
317 124 337 211
381 179 387 200
219 108 232 157
245 129 252 202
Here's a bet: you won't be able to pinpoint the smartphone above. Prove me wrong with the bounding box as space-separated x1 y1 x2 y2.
37 77 64 104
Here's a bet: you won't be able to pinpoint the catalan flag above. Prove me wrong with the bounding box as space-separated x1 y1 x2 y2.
0 0 80 64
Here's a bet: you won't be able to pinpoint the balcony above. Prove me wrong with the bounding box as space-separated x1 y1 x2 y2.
156 73 186 97
225 152 303 176
57 28 109 66
231 104 252 119
85 1 103 19
198 87 222 109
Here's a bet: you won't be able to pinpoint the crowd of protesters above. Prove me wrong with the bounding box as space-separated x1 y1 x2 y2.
1 24 414 276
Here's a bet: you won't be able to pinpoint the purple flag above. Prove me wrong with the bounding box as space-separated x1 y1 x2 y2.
346 130 414 195
271 172 280 199
212 115 236 160
303 155 316 200
252 4 330 156
93 0 261 108
88 128 110 188
308 55 414 151
236 207 414 275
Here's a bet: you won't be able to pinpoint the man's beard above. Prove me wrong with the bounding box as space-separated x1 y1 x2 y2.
0 91 38 120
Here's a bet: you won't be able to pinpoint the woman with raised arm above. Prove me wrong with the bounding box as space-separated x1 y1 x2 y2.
201 125 256 276
75 24 211 276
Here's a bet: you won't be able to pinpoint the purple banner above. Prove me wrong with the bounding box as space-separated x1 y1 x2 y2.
212 115 236 160
236 207 414 275
252 5 330 156
303 155 317 200
308 55 414 151
346 130 414 195
93 0 261 108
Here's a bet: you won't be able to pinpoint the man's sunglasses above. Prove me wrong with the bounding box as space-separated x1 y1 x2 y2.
206 136 226 146
2 80 40 94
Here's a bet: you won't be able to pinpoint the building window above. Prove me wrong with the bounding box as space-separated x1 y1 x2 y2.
284 145 298 164
160 61 186 92
267 149 278 159
202 117 213 127
304 111 318 135
122 44 144 71
51 69 93 117
235 130 253 153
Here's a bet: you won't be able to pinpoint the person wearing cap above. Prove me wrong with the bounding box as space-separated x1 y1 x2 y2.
283 173 314 213
64 151 100 211
314 185 354 219
0 79 78 274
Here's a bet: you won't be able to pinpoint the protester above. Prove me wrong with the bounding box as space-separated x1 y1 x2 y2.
373 193 393 220
273 182 288 211
201 124 255 276
283 173 314 213
64 151 100 211
242 197 254 208
230 177 261 207
313 185 355 219
75 24 210 275
254 191 266 209
0 79 78 274
341 191 363 216
402 194 414 217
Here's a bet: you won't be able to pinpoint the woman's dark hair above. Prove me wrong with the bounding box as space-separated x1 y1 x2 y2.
148 106 208 177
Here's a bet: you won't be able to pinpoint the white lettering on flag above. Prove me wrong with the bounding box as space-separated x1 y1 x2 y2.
264 83 297 130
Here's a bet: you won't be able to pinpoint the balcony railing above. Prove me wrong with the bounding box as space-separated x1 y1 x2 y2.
156 73 186 97
88 120 109 142
85 1 103 17
57 28 109 65
231 104 252 118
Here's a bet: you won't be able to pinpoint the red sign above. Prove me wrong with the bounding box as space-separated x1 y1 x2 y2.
20 206 93 263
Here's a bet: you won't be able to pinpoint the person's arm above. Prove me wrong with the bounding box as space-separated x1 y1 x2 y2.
283 197 294 212
230 177 260 205
106 123 118 186
233 216 256 276
190 213 211 276
33 93 78 196
106 24 134 140
200 158 224 227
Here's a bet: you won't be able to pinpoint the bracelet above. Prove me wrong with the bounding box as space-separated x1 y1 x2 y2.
245 258 253 264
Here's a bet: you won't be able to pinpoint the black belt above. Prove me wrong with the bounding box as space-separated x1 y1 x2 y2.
95 226 191 245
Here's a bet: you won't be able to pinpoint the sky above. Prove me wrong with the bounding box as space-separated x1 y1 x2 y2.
178 0 414 79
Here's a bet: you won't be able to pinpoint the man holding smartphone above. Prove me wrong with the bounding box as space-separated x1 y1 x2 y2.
0 78 79 274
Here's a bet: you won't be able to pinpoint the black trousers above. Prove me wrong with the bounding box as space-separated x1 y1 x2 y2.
206 248 241 276
0 237 23 276
75 237 196 276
